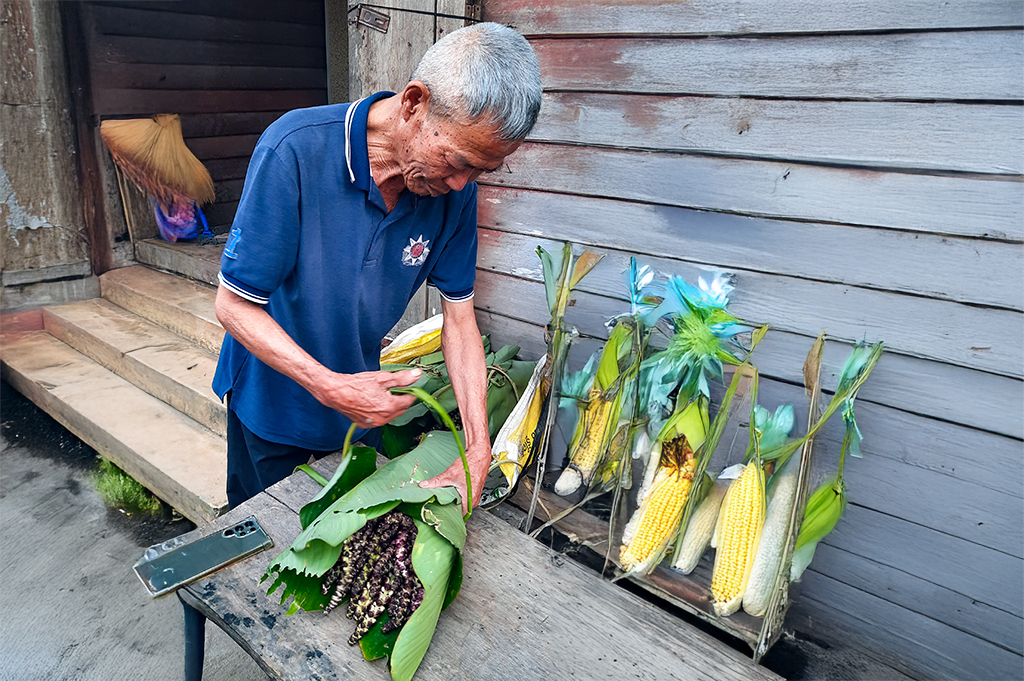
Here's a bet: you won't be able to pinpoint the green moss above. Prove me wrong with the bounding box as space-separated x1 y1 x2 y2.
92 458 164 517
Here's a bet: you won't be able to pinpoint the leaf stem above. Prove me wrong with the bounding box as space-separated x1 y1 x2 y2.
294 423 357 488
392 386 473 522
294 465 329 487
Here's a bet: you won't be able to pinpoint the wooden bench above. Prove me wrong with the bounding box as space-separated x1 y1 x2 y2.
177 453 782 681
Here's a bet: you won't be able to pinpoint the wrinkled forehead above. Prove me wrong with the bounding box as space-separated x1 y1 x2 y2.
429 113 520 163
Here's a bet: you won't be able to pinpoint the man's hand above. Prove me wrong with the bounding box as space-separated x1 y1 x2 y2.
419 443 491 515
311 368 423 429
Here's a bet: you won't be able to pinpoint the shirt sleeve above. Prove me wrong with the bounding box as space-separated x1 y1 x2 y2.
218 143 301 304
426 183 478 303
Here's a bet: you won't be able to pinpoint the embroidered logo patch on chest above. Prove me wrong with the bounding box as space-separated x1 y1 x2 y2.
402 235 431 266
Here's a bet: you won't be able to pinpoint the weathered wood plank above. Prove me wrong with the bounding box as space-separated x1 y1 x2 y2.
185 135 260 162
203 201 240 229
482 146 1024 241
472 223 1024 437
531 32 1024 101
822 503 1023 618
758 377 1023 557
89 0 325 26
473 236 1024 378
475 307 1024 503
212 179 245 205
90 62 326 91
791 571 1024 681
88 4 325 47
179 111 285 138
90 88 326 116
809 544 1024 656
486 0 1024 36
204 157 251 182
750 331 1024 441
532 92 1024 175
477 188 1024 309
472 226 1024 434
90 34 325 68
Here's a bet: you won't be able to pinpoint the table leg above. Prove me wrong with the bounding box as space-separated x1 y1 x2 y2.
181 596 206 681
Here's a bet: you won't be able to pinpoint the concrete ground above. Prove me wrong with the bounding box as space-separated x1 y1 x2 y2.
0 381 268 681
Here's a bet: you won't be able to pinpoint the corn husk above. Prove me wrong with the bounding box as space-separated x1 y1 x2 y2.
491 354 548 491
381 314 444 365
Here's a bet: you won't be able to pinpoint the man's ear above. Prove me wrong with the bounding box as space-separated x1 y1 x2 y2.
400 81 431 122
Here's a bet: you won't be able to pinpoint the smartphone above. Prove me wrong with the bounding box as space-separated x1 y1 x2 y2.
133 515 273 597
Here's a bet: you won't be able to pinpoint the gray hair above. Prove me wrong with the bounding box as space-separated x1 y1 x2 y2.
410 23 542 141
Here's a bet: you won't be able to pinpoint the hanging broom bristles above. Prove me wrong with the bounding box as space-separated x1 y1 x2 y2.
100 114 215 207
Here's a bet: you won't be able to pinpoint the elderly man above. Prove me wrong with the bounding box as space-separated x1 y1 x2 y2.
212 23 542 514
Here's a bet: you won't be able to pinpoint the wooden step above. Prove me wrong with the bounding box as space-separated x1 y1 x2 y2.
100 265 223 354
0 329 228 524
42 298 226 436
136 239 222 288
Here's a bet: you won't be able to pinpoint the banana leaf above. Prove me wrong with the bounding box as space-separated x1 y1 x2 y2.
263 430 468 681
383 344 535 457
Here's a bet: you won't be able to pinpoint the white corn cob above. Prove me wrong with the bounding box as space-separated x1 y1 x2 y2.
742 464 799 617
673 482 727 574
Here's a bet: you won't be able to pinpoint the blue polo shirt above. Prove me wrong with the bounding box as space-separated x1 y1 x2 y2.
212 92 478 450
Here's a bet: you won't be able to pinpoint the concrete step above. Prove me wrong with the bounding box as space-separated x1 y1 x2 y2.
0 328 228 524
136 239 222 288
42 298 226 436
100 265 223 354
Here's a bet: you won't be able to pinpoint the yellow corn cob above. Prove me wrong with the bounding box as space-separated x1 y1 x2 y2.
380 328 442 365
553 390 614 495
619 458 696 570
673 481 727 574
710 462 765 616
498 381 545 481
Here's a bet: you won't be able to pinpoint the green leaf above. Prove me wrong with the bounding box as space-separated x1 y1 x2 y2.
358 614 400 660
299 446 378 529
382 424 420 459
537 245 565 314
420 501 466 551
442 550 463 611
388 519 457 681
595 321 632 391
263 564 330 613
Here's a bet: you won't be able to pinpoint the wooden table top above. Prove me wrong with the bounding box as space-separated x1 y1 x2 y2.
179 453 782 681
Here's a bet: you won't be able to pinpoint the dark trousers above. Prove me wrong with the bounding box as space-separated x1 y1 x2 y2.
225 407 333 509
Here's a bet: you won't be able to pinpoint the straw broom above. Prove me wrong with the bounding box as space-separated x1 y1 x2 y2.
100 114 214 210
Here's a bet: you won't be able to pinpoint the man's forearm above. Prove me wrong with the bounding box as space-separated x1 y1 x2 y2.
215 285 421 428
215 285 331 397
439 299 490 457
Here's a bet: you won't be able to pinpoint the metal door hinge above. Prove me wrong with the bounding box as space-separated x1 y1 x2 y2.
349 5 390 33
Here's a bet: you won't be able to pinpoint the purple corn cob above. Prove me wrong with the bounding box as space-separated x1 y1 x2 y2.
349 571 400 645
349 514 401 598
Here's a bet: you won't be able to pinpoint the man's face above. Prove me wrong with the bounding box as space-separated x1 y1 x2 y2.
400 111 521 197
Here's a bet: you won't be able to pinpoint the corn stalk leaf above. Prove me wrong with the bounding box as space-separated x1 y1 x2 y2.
569 251 604 289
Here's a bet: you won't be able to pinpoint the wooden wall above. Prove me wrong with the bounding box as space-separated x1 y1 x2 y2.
477 2 1024 679
73 0 328 234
